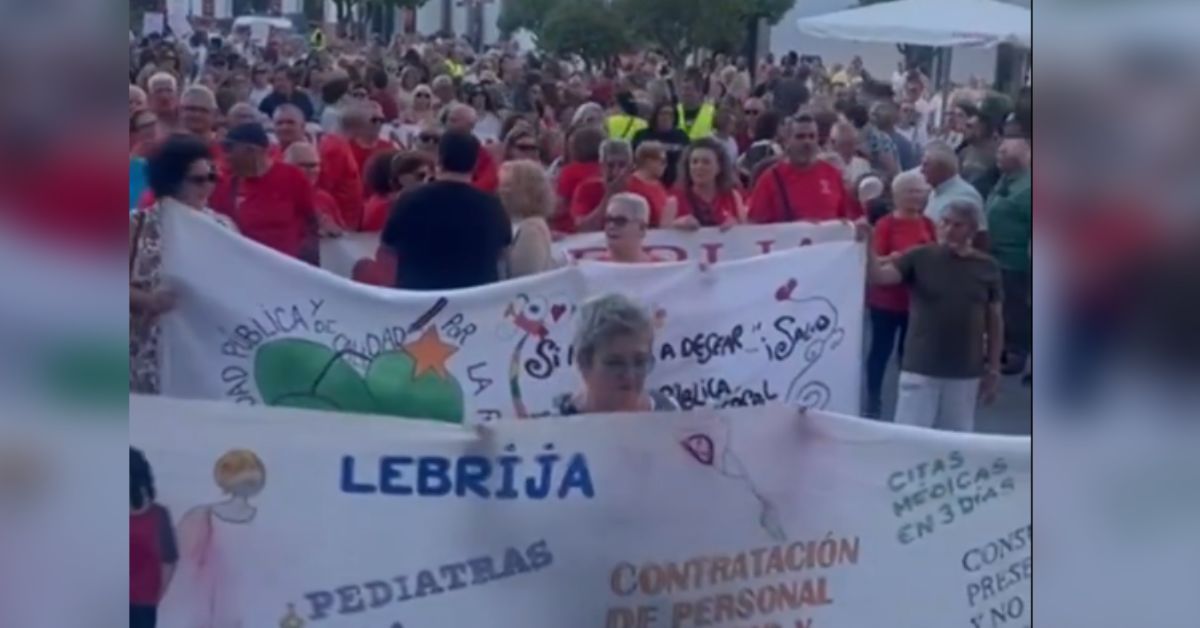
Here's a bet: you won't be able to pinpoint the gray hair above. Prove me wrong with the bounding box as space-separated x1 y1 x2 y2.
147 72 178 93
573 293 655 368
606 193 650 223
891 169 930 195
572 102 604 126
944 199 983 231
923 141 959 172
600 138 632 162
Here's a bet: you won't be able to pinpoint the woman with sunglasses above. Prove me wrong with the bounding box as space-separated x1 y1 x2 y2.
403 84 437 127
131 135 237 394
554 293 679 415
600 193 664 263
504 128 542 163
360 151 433 231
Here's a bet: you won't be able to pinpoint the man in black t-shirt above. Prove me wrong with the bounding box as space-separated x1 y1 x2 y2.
382 131 512 290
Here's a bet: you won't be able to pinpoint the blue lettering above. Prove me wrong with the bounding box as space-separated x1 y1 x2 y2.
496 453 521 499
500 546 532 578
526 449 558 499
380 456 414 495
391 576 413 603
439 563 470 590
558 454 595 499
466 556 497 585
456 456 492 497
304 591 335 620
417 457 452 496
339 456 376 494
526 539 554 569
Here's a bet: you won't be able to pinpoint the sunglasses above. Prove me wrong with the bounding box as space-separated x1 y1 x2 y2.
418 133 440 143
513 142 538 152
605 215 638 228
185 172 218 185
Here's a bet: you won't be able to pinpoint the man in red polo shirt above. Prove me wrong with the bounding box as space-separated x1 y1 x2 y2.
748 113 857 223
345 101 396 174
284 141 345 230
445 103 499 192
211 123 320 262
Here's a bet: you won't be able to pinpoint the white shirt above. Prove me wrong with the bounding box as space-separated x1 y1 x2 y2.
925 175 986 231
249 86 272 108
474 112 503 145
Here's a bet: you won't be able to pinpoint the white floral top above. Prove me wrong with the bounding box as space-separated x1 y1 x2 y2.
130 200 236 394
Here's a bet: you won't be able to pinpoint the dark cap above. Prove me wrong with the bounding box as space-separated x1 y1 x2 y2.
224 122 270 148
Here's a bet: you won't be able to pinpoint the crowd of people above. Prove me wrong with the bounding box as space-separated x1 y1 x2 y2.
128 26 1031 430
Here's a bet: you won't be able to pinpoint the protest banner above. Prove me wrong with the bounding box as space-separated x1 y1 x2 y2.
142 11 165 35
131 394 1032 628
165 0 192 37
160 206 864 422
320 222 856 284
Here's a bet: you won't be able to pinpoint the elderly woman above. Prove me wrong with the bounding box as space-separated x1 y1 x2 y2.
863 170 937 419
499 159 560 278
555 293 678 415
131 135 238 394
601 193 662 263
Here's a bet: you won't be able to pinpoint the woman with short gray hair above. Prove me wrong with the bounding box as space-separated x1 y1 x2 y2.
555 293 679 415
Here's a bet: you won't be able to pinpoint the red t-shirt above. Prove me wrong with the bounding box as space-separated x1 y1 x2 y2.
625 175 669 228
569 177 607 233
349 138 395 175
672 187 743 227
472 146 499 193
556 162 602 202
130 505 177 606
211 162 316 258
748 160 852 224
317 134 364 229
315 188 343 229
372 92 400 122
361 193 397 232
867 213 937 312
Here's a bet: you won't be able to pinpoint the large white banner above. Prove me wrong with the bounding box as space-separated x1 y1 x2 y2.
160 207 865 422
132 395 1032 628
320 222 855 284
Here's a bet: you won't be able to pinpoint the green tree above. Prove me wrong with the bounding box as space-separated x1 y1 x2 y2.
612 0 793 67
497 0 559 38
538 0 628 69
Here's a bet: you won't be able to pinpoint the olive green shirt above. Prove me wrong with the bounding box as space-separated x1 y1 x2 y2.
986 169 1032 272
896 245 1003 379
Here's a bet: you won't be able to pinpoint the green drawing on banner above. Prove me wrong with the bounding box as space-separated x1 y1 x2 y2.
253 329 464 424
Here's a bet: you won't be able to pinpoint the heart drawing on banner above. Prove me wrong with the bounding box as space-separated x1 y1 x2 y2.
775 278 798 302
550 304 567 322
681 434 715 466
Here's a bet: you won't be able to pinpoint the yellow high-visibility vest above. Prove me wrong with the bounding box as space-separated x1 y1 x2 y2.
606 114 648 141
446 60 465 78
677 102 715 140
310 30 326 51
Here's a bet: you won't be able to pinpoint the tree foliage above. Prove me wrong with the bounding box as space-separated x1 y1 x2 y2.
537 0 627 68
501 0 792 66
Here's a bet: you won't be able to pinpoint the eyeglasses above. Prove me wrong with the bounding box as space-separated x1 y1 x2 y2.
185 172 218 185
418 133 440 144
605 215 639 228
415 92 432 99
598 353 656 377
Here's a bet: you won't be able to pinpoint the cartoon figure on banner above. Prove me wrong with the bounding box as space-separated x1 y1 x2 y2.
680 420 786 542
499 294 571 418
771 278 847 409
251 324 465 423
168 449 267 628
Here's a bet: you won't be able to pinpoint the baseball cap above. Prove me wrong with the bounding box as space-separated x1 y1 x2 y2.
224 122 270 148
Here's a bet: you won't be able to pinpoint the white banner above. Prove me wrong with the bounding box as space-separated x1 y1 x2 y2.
320 222 855 284
160 206 864 422
132 395 1032 628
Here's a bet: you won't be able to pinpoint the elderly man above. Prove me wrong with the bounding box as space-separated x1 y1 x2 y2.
130 85 148 114
748 113 854 223
284 141 344 230
146 72 179 127
826 121 872 192
346 101 395 174
179 86 218 142
445 103 499 192
226 102 260 128
922 141 987 247
210 123 320 261
865 200 1004 432
987 137 1033 375
270 104 310 155
571 139 634 233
